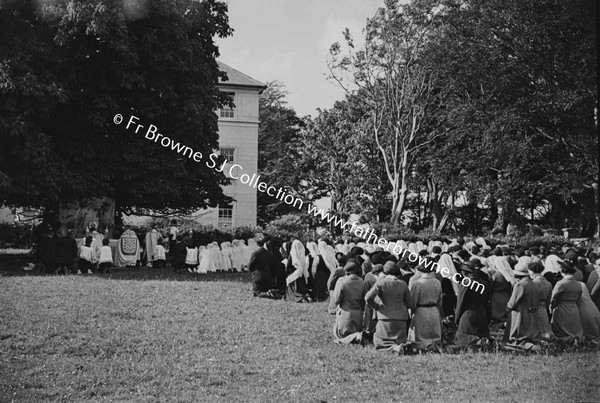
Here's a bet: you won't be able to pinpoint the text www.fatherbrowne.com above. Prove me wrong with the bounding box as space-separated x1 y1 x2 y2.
113 113 486 294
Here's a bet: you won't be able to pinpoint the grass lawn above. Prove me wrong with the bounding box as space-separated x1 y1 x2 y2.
1 260 599 401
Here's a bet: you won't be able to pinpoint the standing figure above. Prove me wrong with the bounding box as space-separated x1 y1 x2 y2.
365 261 412 351
332 261 365 344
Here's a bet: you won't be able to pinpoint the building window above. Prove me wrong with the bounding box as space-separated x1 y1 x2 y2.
218 204 233 229
219 147 235 163
219 92 235 118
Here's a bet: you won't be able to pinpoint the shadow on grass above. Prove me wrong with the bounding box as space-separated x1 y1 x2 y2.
0 253 252 283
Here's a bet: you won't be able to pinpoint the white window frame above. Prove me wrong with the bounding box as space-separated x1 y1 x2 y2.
219 92 235 119
218 203 234 229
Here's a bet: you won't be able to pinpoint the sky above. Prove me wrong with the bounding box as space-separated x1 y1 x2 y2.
217 0 384 117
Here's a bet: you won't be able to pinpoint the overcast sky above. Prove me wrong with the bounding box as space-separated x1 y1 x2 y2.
217 0 384 117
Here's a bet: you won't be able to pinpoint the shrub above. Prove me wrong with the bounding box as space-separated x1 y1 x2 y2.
0 223 34 249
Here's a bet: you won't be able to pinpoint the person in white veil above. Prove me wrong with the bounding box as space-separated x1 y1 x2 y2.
543 254 563 286
205 243 218 272
489 255 516 322
247 238 259 254
210 242 224 272
437 252 459 318
230 239 244 271
220 241 233 272
286 239 310 302
197 245 209 274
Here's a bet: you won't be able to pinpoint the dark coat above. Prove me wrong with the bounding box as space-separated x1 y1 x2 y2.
455 271 491 338
55 235 78 265
248 247 273 294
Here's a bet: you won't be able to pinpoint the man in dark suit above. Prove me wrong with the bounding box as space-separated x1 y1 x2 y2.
248 235 274 297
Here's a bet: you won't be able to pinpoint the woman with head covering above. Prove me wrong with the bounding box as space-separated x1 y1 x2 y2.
529 261 553 340
543 254 563 287
230 239 244 271
551 260 583 342
286 239 310 303
247 238 259 254
220 241 233 272
306 241 329 301
455 260 492 347
437 253 459 318
266 239 286 293
332 261 365 344
587 259 600 312
489 255 516 322
365 261 412 351
408 260 443 350
327 252 349 314
205 243 219 272
505 261 541 344
577 279 600 341
197 245 209 274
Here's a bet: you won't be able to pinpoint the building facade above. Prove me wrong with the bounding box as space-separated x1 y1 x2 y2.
191 62 265 229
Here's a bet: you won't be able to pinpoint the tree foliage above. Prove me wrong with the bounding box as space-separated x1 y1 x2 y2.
0 0 234 219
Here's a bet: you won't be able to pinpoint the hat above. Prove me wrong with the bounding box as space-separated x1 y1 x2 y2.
457 250 471 261
528 261 544 274
371 252 384 265
514 262 529 277
371 263 383 275
471 245 480 254
460 263 474 273
481 249 491 257
416 257 436 273
383 261 400 276
448 245 462 253
558 259 576 274
344 261 361 275
529 246 541 255
432 246 442 254
468 258 484 269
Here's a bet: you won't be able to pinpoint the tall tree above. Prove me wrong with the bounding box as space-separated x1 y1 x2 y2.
0 0 234 222
328 0 446 224
257 81 306 225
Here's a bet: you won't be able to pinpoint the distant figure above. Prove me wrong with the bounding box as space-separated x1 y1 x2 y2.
168 220 179 258
98 238 113 274
153 238 167 269
333 261 365 344
551 260 583 342
365 261 412 351
505 262 540 344
171 239 187 273
248 236 274 297
455 260 491 346
79 236 95 275
54 227 78 275
185 240 199 273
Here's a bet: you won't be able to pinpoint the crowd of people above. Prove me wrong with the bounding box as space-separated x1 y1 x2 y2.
32 221 600 353
243 236 600 353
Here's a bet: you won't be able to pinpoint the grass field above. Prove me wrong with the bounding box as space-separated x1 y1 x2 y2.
1 259 600 402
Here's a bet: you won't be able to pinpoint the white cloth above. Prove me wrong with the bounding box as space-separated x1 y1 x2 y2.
230 239 245 270
438 253 459 295
185 247 198 265
153 245 166 260
220 241 233 270
494 256 517 284
144 229 162 263
205 243 219 272
306 241 320 277
543 254 562 275
289 239 309 281
90 231 104 262
80 245 94 262
318 241 337 272
98 245 113 264
198 246 209 273
115 229 140 267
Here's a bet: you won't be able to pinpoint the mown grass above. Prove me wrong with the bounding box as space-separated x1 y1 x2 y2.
1 268 599 402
